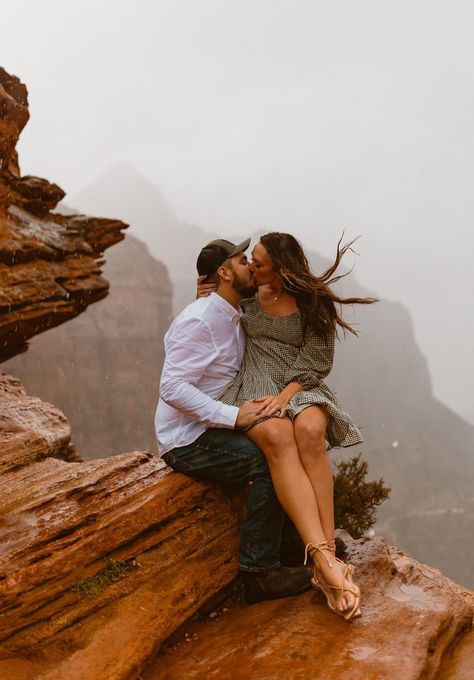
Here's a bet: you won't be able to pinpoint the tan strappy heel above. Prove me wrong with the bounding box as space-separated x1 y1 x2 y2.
304 541 361 621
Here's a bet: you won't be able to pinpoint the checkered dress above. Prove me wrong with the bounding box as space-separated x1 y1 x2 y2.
219 296 363 448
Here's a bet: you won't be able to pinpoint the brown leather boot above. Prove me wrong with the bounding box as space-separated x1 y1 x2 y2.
242 565 311 604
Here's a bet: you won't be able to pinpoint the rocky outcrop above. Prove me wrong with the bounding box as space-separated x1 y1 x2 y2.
3 235 172 456
0 373 71 472
0 374 473 680
0 67 127 361
438 629 474 679
144 537 474 680
0 372 241 680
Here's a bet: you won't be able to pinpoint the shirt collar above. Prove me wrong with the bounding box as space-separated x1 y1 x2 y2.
209 292 242 324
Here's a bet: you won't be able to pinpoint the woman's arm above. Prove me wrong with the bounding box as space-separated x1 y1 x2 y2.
283 329 335 389
280 381 304 403
248 331 335 418
196 275 217 299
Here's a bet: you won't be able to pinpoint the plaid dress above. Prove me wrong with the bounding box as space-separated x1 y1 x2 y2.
219 296 363 448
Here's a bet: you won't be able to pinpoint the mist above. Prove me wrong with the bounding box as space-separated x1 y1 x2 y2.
2 0 473 423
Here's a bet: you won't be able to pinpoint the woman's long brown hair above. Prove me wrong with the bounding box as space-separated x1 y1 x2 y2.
259 232 377 343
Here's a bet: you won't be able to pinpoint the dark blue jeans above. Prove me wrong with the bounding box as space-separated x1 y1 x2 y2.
162 428 284 573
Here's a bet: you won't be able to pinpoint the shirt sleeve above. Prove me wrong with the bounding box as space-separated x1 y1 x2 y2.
283 328 335 389
159 315 239 429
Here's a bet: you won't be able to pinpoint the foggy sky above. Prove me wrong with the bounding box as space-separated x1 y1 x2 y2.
2 0 473 423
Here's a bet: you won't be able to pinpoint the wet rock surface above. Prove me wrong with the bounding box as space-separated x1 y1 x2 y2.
0 372 71 472
0 373 241 680
438 628 474 679
0 67 127 361
144 536 474 680
0 378 473 679
2 372 470 680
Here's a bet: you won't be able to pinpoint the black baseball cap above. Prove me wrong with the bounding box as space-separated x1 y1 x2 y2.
196 238 251 281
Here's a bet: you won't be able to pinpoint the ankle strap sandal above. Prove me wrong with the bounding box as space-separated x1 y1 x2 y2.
304 541 361 621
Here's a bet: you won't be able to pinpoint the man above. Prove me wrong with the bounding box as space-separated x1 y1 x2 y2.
155 237 311 603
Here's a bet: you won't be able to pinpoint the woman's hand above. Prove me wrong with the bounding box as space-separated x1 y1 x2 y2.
256 384 303 417
258 395 288 417
196 275 217 299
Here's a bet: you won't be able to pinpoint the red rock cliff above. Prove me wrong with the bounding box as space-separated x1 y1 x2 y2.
3 234 172 456
1 372 473 680
0 67 127 361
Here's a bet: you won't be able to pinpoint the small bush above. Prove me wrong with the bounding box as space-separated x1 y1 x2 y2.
71 557 139 599
334 455 390 538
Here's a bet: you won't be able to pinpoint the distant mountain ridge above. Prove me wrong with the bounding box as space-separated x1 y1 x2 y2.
72 163 214 313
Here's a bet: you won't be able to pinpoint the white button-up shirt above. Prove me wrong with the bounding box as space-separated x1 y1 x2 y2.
155 292 245 455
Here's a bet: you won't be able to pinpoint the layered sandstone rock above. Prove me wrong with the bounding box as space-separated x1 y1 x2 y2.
144 536 474 680
0 373 241 680
0 373 71 472
3 234 172 456
0 67 127 361
0 374 473 680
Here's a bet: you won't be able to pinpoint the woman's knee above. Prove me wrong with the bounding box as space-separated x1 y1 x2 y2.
295 409 328 448
254 418 294 448
250 419 295 455
297 421 327 448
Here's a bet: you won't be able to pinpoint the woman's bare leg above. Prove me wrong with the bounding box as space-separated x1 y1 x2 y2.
247 417 355 613
293 406 334 543
247 418 326 546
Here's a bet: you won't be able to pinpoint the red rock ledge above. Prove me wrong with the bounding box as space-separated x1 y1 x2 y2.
0 372 241 680
0 67 127 361
0 372 473 680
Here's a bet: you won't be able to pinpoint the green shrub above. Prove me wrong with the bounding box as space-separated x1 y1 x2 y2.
71 557 139 599
334 455 390 538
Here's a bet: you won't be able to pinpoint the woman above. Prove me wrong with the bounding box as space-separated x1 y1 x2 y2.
198 232 376 620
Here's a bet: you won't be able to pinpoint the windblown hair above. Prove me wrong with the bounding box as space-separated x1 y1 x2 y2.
259 232 377 343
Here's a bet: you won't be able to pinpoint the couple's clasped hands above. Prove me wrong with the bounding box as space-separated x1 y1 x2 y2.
235 395 287 429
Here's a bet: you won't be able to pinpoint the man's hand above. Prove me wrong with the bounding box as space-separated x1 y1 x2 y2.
235 399 266 429
196 275 217 299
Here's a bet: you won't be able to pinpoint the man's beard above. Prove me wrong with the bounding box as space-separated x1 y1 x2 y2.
232 272 258 298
